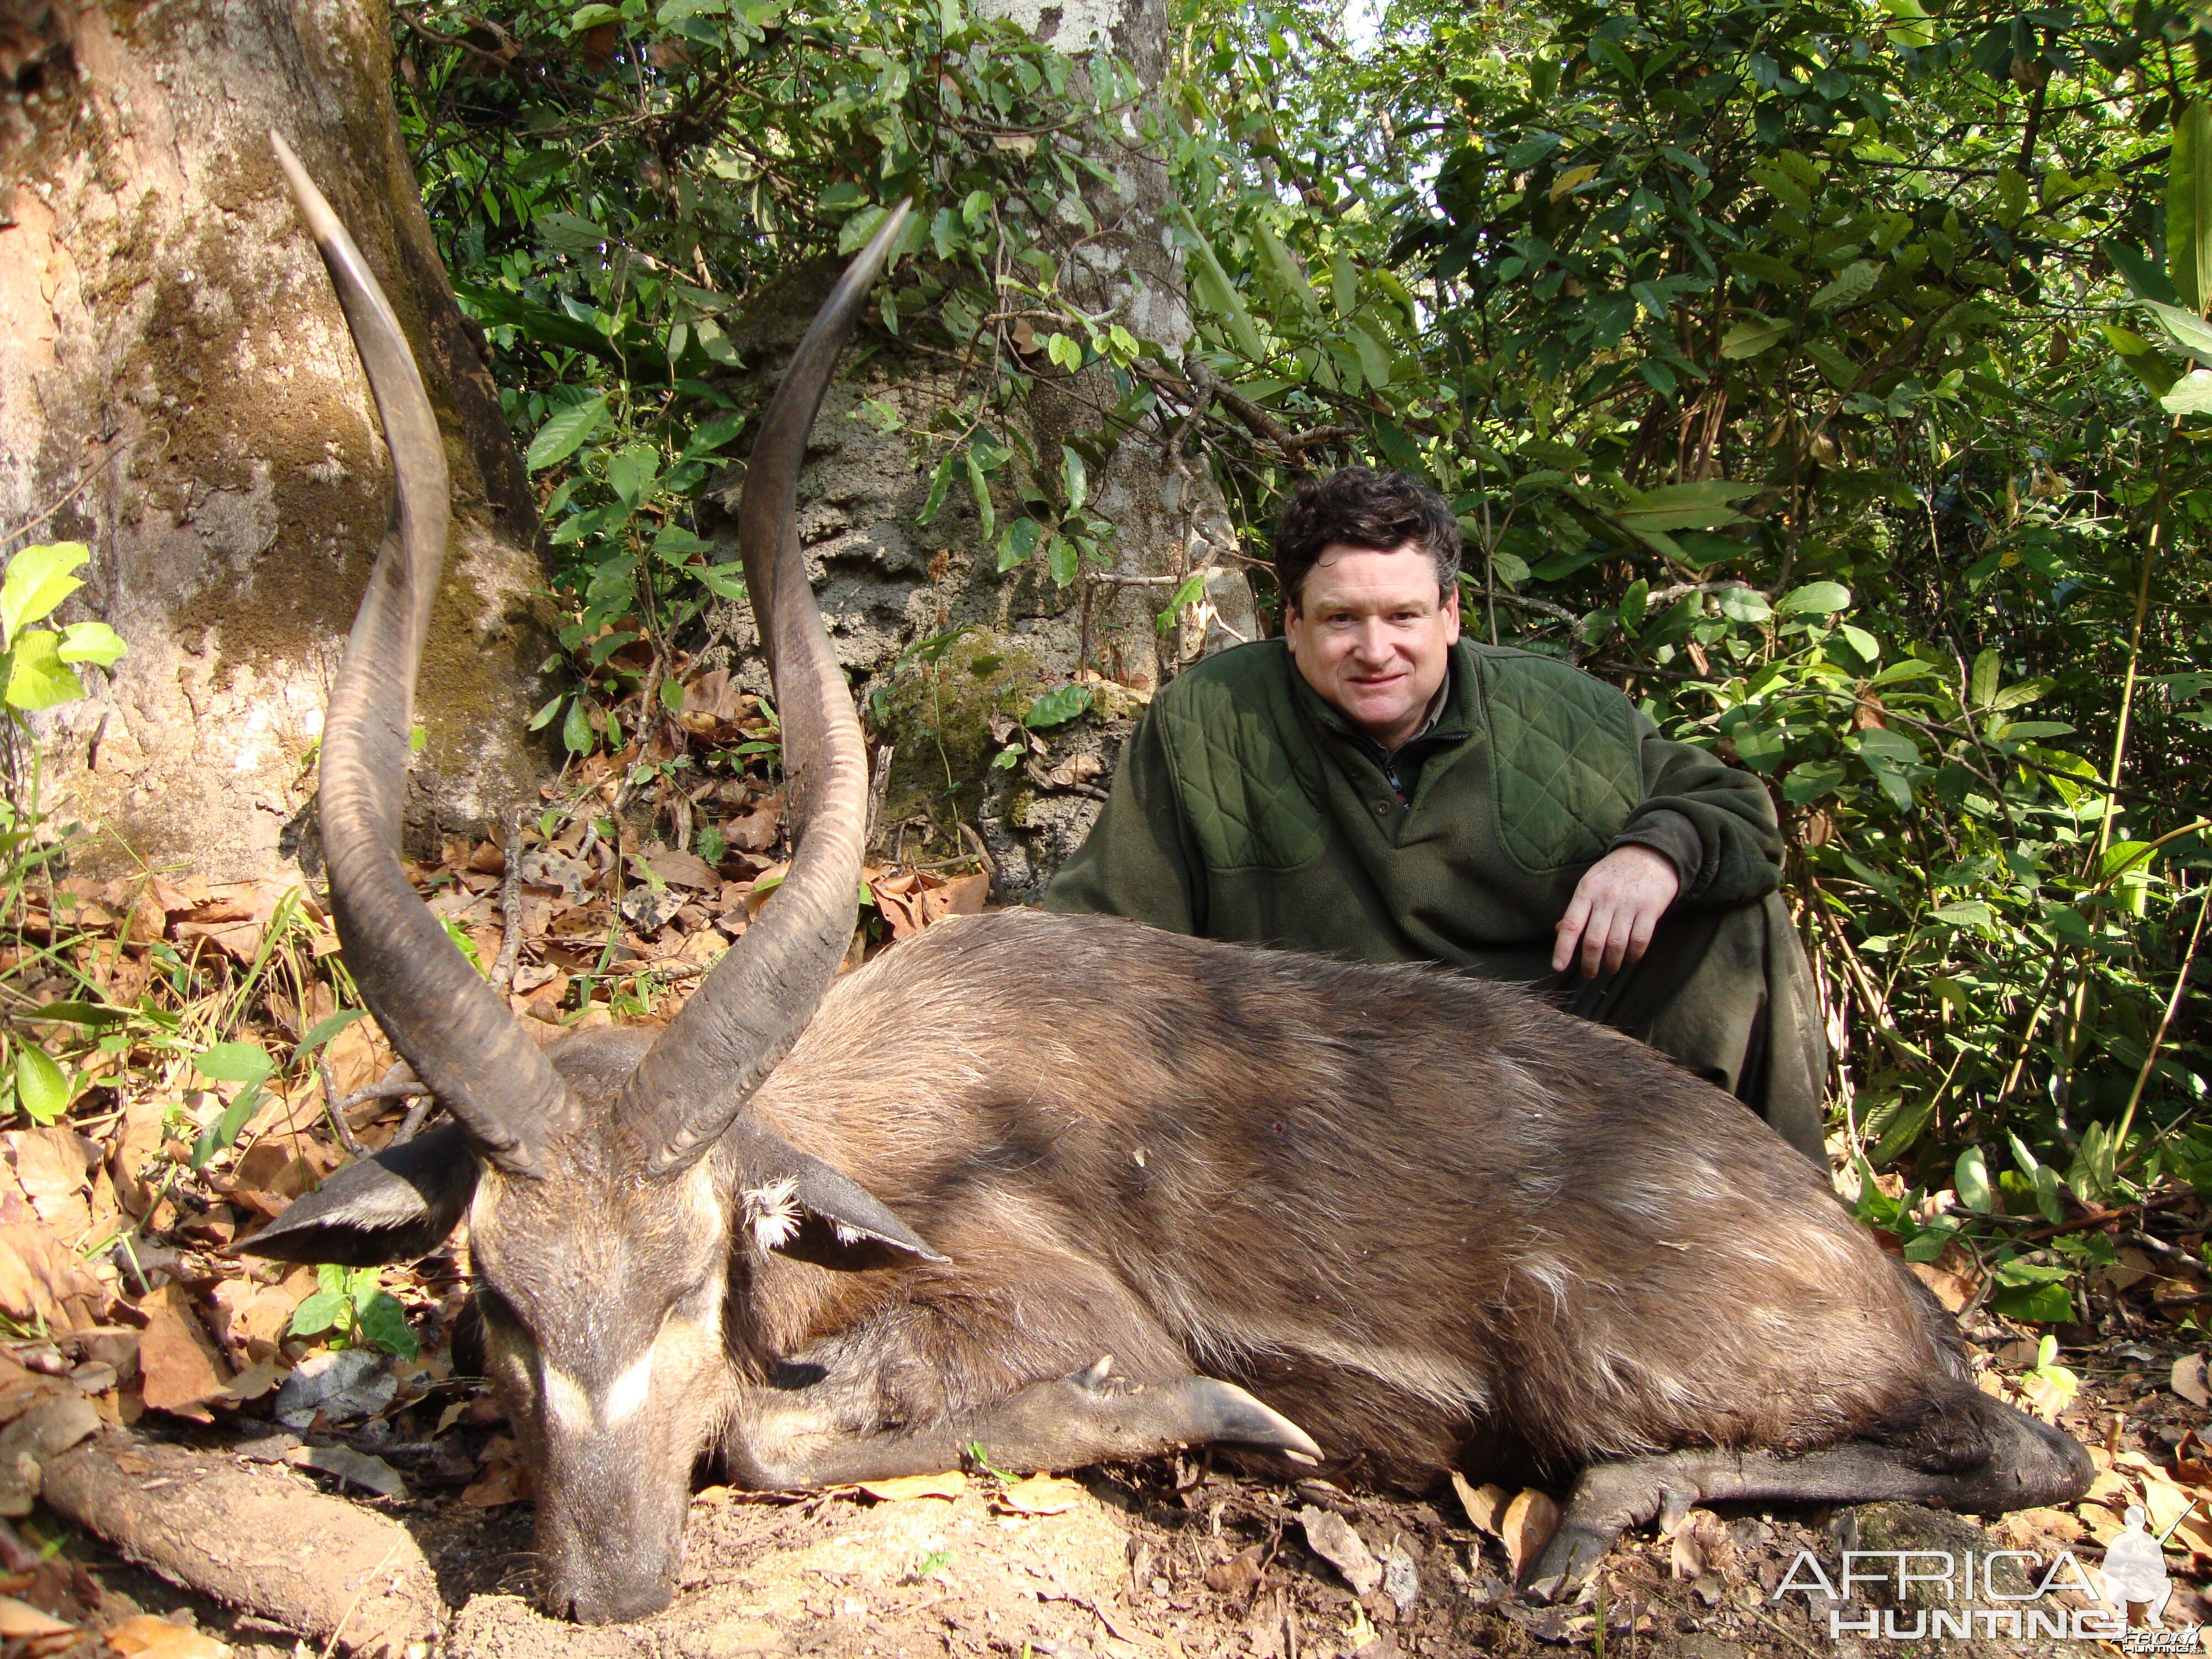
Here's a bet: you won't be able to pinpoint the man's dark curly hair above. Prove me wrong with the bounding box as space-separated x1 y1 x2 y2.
1272 467 1462 610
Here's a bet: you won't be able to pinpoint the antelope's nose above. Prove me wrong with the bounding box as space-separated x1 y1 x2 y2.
562 1575 674 1625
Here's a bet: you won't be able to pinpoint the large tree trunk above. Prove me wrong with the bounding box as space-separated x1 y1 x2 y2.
982 0 1259 692
0 0 552 879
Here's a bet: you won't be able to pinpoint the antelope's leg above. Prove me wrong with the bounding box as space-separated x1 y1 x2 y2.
729 1357 1318 1489
1525 1391 2092 1598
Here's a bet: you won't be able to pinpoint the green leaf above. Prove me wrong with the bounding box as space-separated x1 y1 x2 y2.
1254 223 1317 312
1022 685 1092 729
964 451 995 545
299 1008 366 1053
1839 624 1881 665
1716 586 1771 623
1346 324 1392 390
1809 261 1880 312
1618 578 1648 630
997 517 1042 572
1991 1278 2073 1323
2163 370 2212 415
192 1041 273 1086
289 1290 347 1338
1156 571 1209 632
0 543 88 645
352 1288 420 1359
13 1048 69 1126
2171 100 2212 314
1990 677 2052 711
55 620 125 666
607 444 660 507
695 562 747 601
1775 581 1851 616
4 632 85 712
1931 900 1994 930
2031 1162 2066 1224
1047 533 1079 586
190 1083 262 1170
837 204 888 257
525 394 610 471
1970 648 2000 708
1720 316 1790 359
1954 1146 1992 1214
562 696 595 754
1172 206 1266 360
1060 446 1088 515
2144 300 2212 367
1618 482 1757 532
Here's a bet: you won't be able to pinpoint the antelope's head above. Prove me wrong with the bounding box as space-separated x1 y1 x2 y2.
239 135 928 1624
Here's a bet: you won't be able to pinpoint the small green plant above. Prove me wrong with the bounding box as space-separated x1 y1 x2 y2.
0 542 126 722
289 1262 421 1360
0 542 127 1126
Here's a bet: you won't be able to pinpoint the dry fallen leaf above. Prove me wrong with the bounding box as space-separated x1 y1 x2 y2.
855 1470 967 1502
2085 1469 2136 1509
2143 1474 2196 1538
1449 1471 1510 1540
4 1130 99 1238
1668 1509 1729 1580
1905 1239 1986 1313
2174 1354 2210 1409
994 1474 1083 1516
0 1594 72 1640
0 1223 105 1335
1298 1505 1383 1596
1500 1488 1562 1583
1205 1545 1267 1597
285 1443 406 1499
137 1282 232 1421
104 1611 232 1657
461 1454 533 1509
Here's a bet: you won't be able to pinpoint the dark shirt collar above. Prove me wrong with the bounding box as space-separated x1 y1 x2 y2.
1288 646 1476 801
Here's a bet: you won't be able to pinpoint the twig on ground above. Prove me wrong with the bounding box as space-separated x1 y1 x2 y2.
317 1062 369 1160
320 1540 404 1659
959 821 998 876
866 744 894 849
2006 1189 2200 1244
389 1093 437 1147
320 1061 433 1157
492 805 526 994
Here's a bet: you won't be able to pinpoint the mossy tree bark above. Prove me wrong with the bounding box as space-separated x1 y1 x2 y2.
975 0 1259 693
0 0 552 879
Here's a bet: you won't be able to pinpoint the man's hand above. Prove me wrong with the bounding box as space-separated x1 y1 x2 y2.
1552 844 1681 978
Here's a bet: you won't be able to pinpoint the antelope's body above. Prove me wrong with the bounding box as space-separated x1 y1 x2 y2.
248 138 2091 1626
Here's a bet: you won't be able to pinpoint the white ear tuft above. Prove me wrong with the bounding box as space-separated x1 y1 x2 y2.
741 1176 804 1251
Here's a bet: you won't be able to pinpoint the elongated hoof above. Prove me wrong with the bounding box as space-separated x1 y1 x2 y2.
1168 1378 1323 1464
1522 1518 1617 1601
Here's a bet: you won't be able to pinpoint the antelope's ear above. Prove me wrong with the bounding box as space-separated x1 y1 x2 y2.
233 1122 478 1265
740 1152 945 1268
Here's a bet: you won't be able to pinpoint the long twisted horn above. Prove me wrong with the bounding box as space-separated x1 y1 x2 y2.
621 204 912 1177
273 133 579 1176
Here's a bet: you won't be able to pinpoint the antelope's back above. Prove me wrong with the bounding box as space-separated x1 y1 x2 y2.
752 908 1950 1479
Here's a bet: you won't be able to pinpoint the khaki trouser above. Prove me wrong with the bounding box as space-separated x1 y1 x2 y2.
1551 891 1828 1165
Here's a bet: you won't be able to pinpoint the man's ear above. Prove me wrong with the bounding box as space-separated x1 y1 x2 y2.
232 1121 478 1265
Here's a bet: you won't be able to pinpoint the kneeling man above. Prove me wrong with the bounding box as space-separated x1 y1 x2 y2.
1045 466 1826 1161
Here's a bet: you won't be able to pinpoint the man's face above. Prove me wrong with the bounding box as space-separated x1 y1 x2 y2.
1284 540 1459 750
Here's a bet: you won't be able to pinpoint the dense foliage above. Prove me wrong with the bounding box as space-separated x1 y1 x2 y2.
389 0 2210 1317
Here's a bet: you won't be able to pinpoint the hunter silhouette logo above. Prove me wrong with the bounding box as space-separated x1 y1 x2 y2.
2101 1505 2176 1627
